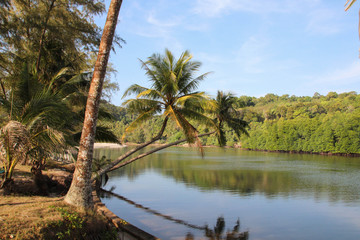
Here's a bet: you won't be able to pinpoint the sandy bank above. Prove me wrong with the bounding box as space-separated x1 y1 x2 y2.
94 143 126 149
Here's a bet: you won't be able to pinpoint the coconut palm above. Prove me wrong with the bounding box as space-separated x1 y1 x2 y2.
208 91 249 147
0 64 70 188
122 49 212 145
0 63 118 189
93 49 213 178
65 0 123 209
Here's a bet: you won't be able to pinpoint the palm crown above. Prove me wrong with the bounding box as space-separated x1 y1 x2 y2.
208 91 249 146
122 49 212 144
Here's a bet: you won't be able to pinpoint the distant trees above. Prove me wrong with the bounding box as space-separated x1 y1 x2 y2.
239 92 360 154
103 91 360 154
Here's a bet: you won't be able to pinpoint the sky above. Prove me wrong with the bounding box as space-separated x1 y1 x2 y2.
95 0 360 105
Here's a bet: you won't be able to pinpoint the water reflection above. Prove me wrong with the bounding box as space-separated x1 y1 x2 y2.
186 217 249 240
100 188 207 231
100 188 249 240
97 147 360 239
95 147 360 204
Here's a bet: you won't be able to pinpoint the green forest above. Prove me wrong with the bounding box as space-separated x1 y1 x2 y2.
101 91 360 154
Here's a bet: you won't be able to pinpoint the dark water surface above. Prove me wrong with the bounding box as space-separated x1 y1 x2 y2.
95 147 360 240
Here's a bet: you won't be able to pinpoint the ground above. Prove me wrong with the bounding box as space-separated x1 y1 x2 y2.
0 164 117 240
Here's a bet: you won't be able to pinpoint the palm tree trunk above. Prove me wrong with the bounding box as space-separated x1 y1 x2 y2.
64 0 123 209
92 131 215 180
92 117 169 180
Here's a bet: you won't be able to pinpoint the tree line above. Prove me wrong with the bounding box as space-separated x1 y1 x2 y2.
101 91 360 154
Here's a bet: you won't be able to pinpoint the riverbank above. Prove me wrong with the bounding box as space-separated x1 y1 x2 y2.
0 164 159 240
0 165 117 240
95 142 360 157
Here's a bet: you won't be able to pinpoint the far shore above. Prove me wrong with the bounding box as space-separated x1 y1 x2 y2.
94 142 126 148
94 142 360 157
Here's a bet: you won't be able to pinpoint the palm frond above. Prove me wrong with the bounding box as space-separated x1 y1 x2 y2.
345 0 357 11
122 98 162 115
94 126 120 143
122 84 150 99
123 107 159 137
178 72 211 95
165 105 198 144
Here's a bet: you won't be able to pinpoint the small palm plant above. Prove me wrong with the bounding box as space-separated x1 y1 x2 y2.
0 121 30 188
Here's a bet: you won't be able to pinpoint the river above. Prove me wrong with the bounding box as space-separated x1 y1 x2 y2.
95 147 360 240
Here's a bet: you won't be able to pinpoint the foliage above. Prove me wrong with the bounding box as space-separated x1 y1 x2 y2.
239 92 360 154
0 121 30 187
46 206 117 240
122 49 212 146
103 91 360 154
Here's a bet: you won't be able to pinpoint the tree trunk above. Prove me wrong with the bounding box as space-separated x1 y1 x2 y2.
92 131 215 180
64 0 123 209
92 117 169 180
35 0 56 72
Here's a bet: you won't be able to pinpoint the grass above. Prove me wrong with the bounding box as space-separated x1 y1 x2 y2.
0 195 65 239
0 165 118 240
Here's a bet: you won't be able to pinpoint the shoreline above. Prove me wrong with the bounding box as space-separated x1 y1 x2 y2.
95 142 360 157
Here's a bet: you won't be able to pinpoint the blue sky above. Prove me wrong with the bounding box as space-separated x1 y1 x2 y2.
95 0 360 105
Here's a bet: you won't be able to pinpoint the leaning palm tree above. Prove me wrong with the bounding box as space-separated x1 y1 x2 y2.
93 91 249 178
93 49 213 178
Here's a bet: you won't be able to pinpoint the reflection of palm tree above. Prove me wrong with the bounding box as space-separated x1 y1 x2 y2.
204 217 249 240
101 189 249 240
186 217 249 240
100 188 207 230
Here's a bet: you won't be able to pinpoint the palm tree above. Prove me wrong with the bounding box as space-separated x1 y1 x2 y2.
93 49 213 177
64 0 123 209
93 91 249 178
0 64 70 188
208 91 249 147
123 49 211 144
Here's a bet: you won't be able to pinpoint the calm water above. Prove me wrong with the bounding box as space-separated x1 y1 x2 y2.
95 147 360 240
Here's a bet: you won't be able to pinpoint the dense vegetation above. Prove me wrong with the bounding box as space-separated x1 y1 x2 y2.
102 91 360 154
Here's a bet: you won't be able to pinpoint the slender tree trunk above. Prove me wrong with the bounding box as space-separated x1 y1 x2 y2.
64 0 123 209
92 131 215 180
36 0 56 72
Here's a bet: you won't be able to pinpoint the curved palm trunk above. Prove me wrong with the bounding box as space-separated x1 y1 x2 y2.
64 0 123 209
92 130 215 180
92 117 169 180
